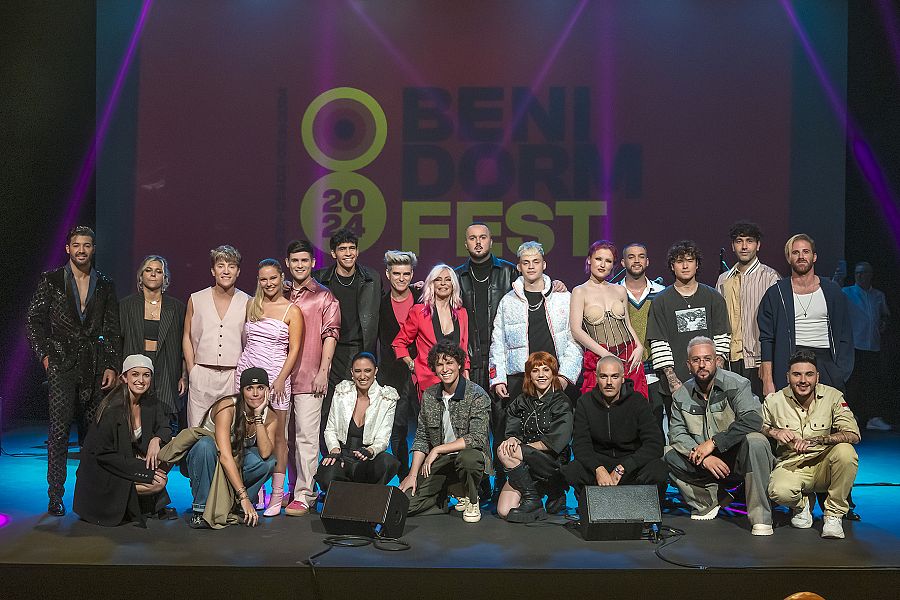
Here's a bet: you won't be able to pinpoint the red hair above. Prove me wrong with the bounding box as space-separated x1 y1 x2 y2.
585 240 618 275
522 352 562 397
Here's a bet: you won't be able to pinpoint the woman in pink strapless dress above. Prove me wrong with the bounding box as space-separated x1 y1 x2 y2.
235 259 303 516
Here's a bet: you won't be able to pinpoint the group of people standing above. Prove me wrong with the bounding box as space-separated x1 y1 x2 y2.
26 220 887 538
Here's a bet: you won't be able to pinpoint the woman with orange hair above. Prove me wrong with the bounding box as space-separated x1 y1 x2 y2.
496 352 573 522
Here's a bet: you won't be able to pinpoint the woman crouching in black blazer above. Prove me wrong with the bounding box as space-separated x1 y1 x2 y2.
74 354 173 526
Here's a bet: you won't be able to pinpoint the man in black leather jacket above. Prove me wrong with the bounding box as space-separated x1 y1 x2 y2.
455 223 517 500
26 226 120 516
313 228 382 456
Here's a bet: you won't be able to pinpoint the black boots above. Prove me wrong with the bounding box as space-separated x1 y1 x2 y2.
505 463 547 523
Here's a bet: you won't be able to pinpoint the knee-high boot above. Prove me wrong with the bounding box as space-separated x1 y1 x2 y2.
506 463 547 523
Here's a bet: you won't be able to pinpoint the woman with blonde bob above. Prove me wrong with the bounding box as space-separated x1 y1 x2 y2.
234 258 303 515
497 352 573 522
392 264 470 398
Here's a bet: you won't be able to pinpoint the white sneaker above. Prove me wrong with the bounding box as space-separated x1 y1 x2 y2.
462 499 481 523
453 497 471 512
751 524 774 536
866 417 893 431
690 505 720 521
822 515 845 539
791 499 813 529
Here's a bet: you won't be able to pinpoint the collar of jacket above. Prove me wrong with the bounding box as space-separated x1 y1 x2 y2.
319 263 375 285
444 376 467 401
461 254 505 274
589 378 636 407
687 367 729 403
512 274 551 299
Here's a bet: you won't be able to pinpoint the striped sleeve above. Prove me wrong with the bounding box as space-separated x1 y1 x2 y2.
650 339 674 370
713 333 731 358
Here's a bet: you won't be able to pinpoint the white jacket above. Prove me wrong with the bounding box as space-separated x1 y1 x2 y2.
324 380 398 455
489 275 583 387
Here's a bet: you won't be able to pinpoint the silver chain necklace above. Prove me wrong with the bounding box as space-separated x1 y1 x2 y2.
796 293 814 318
334 270 357 287
469 265 489 283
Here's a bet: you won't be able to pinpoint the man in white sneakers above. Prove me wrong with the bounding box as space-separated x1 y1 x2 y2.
763 350 860 539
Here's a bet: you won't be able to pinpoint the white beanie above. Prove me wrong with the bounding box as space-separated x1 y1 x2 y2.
122 354 154 374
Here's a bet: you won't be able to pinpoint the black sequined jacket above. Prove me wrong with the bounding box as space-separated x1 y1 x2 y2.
26 266 120 373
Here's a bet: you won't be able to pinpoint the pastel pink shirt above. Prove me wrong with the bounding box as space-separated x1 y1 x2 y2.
287 278 341 393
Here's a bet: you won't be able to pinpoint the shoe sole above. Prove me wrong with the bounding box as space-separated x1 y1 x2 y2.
822 531 845 539
691 506 720 520
462 515 482 523
751 526 774 536
506 508 548 523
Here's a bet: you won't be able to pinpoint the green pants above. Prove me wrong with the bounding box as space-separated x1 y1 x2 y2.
406 449 485 516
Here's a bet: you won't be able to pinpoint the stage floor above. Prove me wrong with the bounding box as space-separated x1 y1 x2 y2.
1 424 899 599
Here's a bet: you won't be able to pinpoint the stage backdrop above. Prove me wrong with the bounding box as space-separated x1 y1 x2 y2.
97 0 848 299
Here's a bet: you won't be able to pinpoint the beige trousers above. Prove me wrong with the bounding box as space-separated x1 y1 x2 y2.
290 393 323 505
768 443 858 517
187 365 236 428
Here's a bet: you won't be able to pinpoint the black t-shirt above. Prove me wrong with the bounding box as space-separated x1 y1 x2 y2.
470 260 493 350
524 290 556 359
646 283 729 390
330 271 363 344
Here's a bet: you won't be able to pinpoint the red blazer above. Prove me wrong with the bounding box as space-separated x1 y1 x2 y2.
392 304 469 398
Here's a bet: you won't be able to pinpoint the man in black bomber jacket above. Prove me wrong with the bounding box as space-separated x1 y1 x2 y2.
562 355 668 502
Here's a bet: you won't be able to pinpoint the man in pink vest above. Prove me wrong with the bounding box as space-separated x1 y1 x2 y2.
183 245 250 427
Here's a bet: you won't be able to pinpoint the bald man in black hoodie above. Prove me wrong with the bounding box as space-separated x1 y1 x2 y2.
562 356 668 500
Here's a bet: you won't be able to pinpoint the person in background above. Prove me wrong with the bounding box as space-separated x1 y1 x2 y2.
843 262 892 430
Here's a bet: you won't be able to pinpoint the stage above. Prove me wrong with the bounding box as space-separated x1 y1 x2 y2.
0 425 898 599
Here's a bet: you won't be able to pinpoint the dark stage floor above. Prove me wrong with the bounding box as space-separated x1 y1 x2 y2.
1 424 899 599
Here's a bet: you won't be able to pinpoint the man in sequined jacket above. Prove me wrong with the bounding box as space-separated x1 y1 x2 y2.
26 226 120 516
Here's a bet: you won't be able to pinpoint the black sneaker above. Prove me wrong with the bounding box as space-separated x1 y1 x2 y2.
188 512 211 529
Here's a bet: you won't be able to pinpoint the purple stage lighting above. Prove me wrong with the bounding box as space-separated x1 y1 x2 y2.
0 0 154 422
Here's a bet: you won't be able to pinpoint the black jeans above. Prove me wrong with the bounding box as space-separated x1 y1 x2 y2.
314 451 401 494
389 374 420 480
727 359 763 401
563 457 669 502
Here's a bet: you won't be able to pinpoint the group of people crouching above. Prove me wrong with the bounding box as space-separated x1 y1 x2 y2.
74 334 860 539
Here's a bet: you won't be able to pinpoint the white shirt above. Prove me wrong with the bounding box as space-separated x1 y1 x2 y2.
440 391 457 446
794 289 830 348
843 284 889 351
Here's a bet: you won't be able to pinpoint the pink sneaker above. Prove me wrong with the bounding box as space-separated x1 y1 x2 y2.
285 500 310 516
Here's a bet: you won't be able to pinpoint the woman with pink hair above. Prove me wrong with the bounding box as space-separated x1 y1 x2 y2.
392 264 470 399
569 241 648 399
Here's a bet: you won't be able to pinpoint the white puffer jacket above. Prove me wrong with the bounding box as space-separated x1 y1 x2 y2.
489 275 583 387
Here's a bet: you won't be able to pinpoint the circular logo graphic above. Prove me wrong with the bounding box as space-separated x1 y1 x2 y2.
301 87 387 171
300 172 386 252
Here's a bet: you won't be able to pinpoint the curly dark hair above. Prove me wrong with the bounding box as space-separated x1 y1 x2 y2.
427 340 467 373
666 240 702 272
329 228 359 251
728 221 762 241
